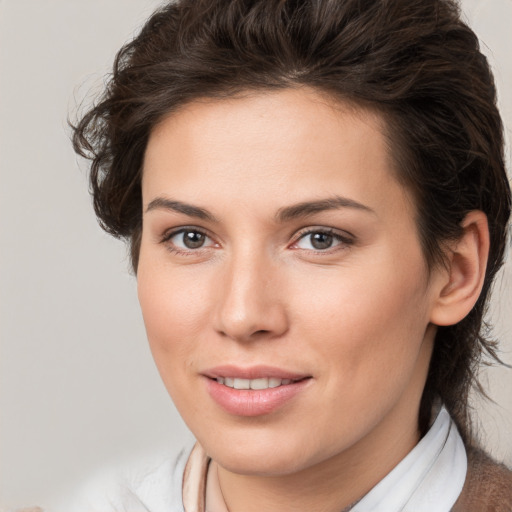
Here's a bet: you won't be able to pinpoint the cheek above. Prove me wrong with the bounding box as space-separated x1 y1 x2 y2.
290 253 430 378
286 262 433 445
136 264 215 424
137 259 211 367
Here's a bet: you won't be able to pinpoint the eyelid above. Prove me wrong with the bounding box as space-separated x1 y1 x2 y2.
161 225 207 241
289 226 355 250
159 225 219 252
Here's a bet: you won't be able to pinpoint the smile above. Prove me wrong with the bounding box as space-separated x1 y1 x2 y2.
215 377 295 389
205 368 312 416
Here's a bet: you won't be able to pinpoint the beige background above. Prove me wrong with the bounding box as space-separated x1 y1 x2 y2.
0 0 511 508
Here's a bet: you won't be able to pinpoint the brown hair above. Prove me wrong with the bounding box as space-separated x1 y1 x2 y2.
72 0 511 444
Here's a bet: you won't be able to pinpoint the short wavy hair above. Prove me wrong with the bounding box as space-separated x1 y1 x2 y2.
72 0 511 444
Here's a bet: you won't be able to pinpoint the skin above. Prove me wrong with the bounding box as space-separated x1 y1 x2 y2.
137 88 475 512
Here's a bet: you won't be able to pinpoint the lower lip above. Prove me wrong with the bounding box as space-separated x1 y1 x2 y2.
205 378 311 417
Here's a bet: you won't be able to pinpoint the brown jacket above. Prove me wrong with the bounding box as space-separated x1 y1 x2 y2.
452 447 512 511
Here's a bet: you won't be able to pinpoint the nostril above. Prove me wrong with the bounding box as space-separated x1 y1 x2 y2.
253 329 270 336
217 328 274 341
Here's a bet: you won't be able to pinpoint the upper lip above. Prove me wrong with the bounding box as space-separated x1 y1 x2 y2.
202 365 310 381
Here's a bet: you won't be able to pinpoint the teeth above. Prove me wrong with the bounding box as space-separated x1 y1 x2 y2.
250 378 268 390
268 378 281 388
234 378 250 390
216 377 296 390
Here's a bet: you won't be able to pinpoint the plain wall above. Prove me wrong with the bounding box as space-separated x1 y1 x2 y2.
0 0 511 508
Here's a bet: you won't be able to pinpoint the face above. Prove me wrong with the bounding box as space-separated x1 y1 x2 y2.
138 89 442 476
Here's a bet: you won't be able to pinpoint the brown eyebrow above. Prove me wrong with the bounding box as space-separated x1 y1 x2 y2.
145 195 374 223
145 197 218 222
275 196 375 222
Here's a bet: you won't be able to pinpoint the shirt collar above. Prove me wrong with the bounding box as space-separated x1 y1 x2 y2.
351 406 467 512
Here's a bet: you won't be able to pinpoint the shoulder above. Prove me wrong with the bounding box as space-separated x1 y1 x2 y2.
56 442 194 512
452 446 512 512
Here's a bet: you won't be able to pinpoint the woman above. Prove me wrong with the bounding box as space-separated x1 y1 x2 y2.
71 0 512 510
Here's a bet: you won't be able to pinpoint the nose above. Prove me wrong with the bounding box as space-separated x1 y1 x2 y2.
213 249 289 343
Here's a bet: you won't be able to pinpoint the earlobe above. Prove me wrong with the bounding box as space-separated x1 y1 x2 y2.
429 211 490 327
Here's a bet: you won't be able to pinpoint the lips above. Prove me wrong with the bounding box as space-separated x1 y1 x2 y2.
203 365 312 416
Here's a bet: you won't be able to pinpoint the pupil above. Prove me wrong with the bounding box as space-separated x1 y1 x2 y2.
311 232 333 250
184 231 205 249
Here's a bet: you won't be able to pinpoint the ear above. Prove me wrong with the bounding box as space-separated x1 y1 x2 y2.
429 210 490 326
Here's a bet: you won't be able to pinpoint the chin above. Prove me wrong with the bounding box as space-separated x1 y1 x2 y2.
197 427 331 477
216 451 309 477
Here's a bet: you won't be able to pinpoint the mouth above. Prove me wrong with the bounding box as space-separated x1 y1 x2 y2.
203 366 312 416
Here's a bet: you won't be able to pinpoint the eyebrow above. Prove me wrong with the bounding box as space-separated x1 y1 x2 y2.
275 196 375 222
145 197 218 222
145 195 374 223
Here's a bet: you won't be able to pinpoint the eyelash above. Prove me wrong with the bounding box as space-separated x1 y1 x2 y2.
159 226 355 256
291 227 355 253
160 227 217 256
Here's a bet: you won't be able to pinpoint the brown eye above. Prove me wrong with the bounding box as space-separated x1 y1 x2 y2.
293 228 354 252
182 230 206 249
164 228 215 251
310 232 333 250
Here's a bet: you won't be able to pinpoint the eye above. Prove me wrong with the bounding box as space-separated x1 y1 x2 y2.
162 228 217 252
293 228 353 251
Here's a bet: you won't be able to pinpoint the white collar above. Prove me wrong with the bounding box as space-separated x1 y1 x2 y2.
351 406 467 512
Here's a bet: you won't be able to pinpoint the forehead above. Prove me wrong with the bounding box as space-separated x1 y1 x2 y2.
142 88 413 221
